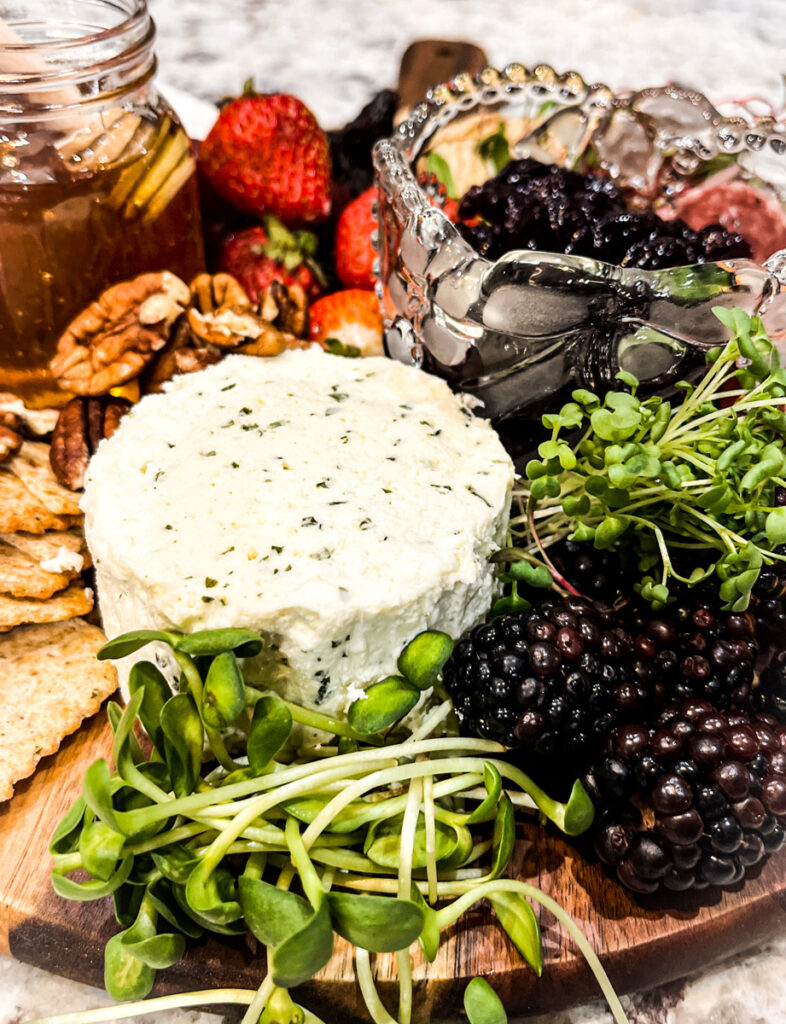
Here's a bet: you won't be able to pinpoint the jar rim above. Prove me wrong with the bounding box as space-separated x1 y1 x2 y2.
0 0 156 114
0 0 148 56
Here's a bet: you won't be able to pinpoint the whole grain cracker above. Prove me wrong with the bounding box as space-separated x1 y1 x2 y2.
0 529 91 568
0 540 74 599
0 471 76 534
6 441 83 517
0 618 117 801
0 581 93 632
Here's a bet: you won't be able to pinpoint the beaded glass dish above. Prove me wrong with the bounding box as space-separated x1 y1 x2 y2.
372 64 786 456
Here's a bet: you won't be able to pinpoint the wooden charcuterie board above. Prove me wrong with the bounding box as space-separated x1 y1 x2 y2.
2 701 786 1023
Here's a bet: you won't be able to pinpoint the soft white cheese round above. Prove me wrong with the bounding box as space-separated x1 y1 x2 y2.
83 349 514 715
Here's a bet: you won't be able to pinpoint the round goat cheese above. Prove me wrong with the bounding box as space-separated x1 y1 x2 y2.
83 349 514 715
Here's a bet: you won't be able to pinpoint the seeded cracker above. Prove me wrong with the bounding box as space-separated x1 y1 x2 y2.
0 529 91 568
0 469 75 534
0 581 93 632
6 440 83 517
0 618 117 801
0 540 76 599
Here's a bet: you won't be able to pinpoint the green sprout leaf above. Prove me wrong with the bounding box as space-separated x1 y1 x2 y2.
507 561 554 589
410 884 441 962
176 627 263 659
201 650 246 730
464 976 508 1024
489 891 542 976
50 797 87 856
347 676 420 735
397 630 454 691
127 660 172 754
160 694 203 799
247 694 292 773
79 820 126 881
98 629 179 661
327 892 424 953
489 794 516 879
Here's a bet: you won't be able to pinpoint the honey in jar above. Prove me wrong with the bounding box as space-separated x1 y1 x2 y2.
0 0 205 406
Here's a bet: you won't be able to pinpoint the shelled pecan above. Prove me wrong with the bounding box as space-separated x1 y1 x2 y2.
50 396 132 490
49 272 190 395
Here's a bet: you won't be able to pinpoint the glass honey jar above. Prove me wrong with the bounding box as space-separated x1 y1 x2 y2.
0 0 205 406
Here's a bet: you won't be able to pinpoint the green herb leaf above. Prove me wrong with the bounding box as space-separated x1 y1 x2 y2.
507 561 553 589
477 121 511 174
767 507 786 546
425 151 458 199
365 813 457 868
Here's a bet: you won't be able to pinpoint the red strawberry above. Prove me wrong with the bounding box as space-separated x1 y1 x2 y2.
335 186 377 289
219 217 326 303
199 86 332 225
309 289 384 358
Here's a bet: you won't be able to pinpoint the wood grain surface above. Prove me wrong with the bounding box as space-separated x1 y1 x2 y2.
2 702 786 1023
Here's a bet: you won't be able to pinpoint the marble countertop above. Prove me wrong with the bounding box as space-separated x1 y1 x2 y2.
3 1 786 1022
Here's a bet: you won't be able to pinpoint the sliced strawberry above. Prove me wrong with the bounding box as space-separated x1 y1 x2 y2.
310 289 384 358
335 186 377 289
219 217 326 303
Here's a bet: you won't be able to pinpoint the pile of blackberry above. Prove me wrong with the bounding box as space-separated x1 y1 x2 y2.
456 158 751 269
589 701 786 893
444 595 648 771
443 569 786 893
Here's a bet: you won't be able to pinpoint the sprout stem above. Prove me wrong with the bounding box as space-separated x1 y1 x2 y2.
23 989 256 1024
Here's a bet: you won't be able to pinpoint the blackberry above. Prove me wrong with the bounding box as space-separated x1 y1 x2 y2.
457 158 751 269
587 701 786 894
443 594 649 782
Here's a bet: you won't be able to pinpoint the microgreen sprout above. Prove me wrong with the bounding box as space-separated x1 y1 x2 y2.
36 625 629 1024
498 309 786 611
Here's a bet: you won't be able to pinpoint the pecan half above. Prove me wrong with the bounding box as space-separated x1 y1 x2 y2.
267 281 309 338
190 273 251 314
0 424 22 463
185 272 268 349
186 306 272 348
143 317 223 393
236 324 310 358
50 396 132 490
49 271 190 396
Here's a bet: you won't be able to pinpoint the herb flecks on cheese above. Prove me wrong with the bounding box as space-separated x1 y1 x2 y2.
83 349 514 715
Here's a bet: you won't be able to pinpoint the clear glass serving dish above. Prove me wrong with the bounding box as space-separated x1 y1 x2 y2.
372 64 786 459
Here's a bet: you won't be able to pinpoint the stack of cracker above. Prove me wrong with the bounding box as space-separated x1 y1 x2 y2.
0 439 118 801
